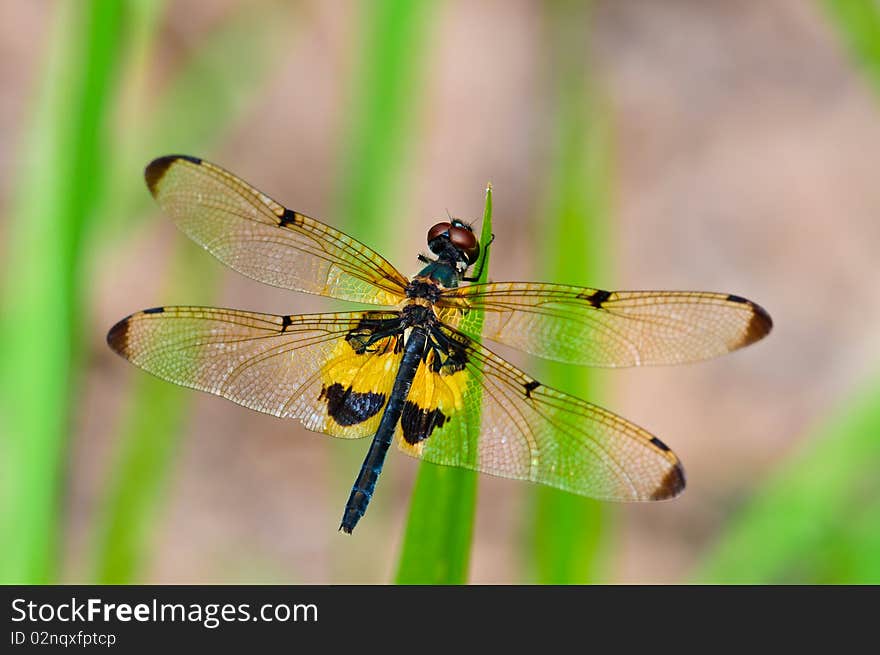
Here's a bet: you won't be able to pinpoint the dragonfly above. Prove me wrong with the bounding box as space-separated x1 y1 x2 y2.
107 155 772 533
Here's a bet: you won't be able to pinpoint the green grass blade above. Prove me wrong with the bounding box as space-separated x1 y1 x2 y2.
525 0 611 584
530 106 611 583
92 6 291 584
395 186 493 584
694 373 880 583
0 1 127 584
823 0 880 91
335 0 434 235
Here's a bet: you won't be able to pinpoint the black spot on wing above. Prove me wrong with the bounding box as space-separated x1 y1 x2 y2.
319 383 386 427
143 306 165 314
279 208 302 227
584 289 612 308
144 155 201 195
400 401 448 445
281 315 293 331
649 436 671 452
524 380 540 398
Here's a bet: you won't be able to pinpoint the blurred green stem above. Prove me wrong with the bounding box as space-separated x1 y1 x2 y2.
526 0 611 584
0 1 127 584
823 0 880 91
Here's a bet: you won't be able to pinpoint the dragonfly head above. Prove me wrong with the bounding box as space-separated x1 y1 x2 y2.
427 219 480 269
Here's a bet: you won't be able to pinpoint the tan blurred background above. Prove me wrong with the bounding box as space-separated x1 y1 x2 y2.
2 0 878 583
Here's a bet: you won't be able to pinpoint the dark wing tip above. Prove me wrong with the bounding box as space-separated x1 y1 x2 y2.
106 316 131 357
650 461 687 501
107 307 165 357
746 300 773 344
144 155 202 195
726 294 773 346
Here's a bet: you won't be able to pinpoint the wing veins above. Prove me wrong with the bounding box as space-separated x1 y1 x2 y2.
195 200 406 295
465 344 637 493
218 332 344 398
149 157 409 304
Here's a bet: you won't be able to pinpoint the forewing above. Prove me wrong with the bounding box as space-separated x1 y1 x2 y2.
440 282 772 367
145 155 409 305
107 308 403 438
396 325 684 501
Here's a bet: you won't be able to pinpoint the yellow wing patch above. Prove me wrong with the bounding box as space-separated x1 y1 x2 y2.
396 347 471 458
317 330 403 437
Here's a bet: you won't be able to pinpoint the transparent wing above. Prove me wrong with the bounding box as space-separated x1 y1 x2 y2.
396 325 684 501
440 282 772 367
145 155 409 305
107 307 403 438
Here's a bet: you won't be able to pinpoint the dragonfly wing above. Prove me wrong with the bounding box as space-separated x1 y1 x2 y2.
440 282 772 367
396 324 684 501
107 308 404 438
145 155 409 305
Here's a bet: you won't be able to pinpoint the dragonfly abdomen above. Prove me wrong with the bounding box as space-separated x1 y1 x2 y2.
339 328 429 533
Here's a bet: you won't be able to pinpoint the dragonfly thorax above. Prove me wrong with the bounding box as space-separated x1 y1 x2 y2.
405 276 444 303
400 301 436 329
413 260 462 289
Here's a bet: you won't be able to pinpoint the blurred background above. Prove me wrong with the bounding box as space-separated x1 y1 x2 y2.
2 0 880 584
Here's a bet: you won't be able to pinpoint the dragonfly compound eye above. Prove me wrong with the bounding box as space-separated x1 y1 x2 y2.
448 225 480 264
427 222 452 243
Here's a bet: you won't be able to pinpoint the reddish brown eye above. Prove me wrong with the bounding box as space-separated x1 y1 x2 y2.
427 222 451 242
448 226 476 251
426 221 479 263
448 226 480 264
